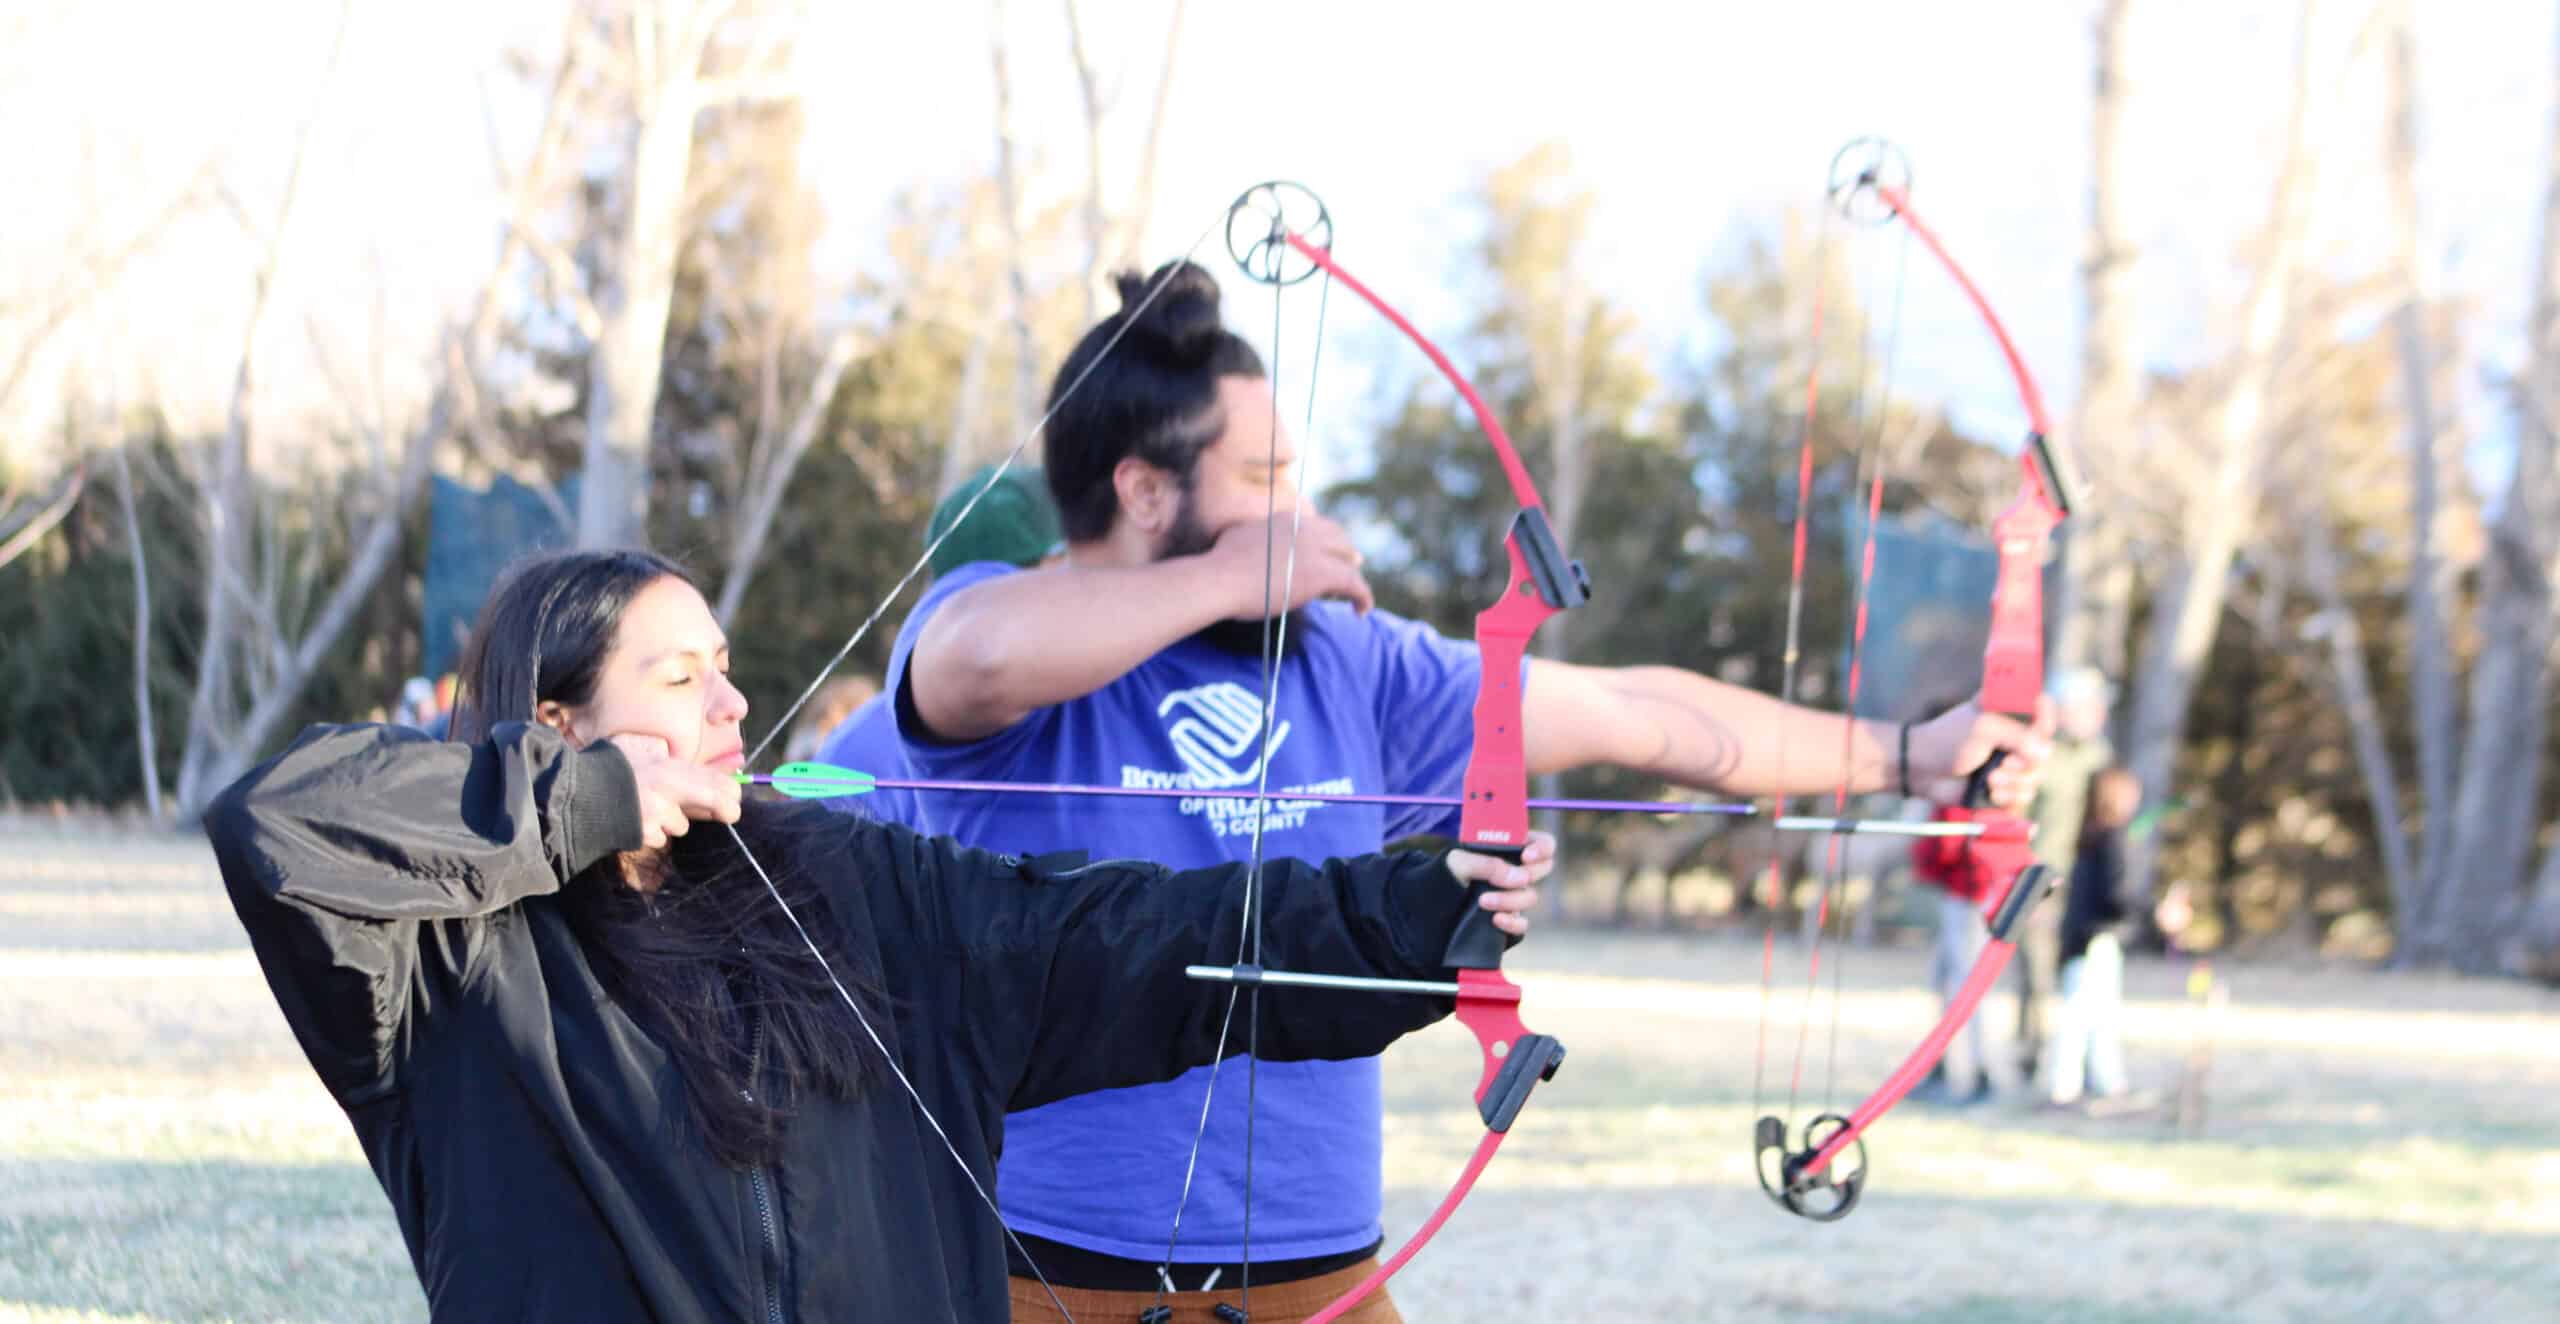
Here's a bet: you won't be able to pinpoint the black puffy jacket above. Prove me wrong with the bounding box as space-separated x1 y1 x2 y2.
206 723 1473 1322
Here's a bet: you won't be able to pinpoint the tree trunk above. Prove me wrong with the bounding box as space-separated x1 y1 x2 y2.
2432 5 2560 969
1116 0 1187 274
579 1 715 547
1062 0 1108 328
2516 843 2560 980
941 319 994 497
2292 478 2416 937
989 0 1044 439
112 437 162 821
2055 0 2140 684
2381 0 2466 954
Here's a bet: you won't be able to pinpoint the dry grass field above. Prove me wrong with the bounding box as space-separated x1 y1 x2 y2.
3 826 2554 1322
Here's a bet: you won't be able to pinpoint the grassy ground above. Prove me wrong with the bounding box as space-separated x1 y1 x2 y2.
2 829 2553 1323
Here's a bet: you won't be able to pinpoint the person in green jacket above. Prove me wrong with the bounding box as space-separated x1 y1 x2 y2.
2015 665 2117 1083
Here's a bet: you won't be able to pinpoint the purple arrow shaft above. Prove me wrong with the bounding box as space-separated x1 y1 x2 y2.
743 771 1991 838
749 771 1753 816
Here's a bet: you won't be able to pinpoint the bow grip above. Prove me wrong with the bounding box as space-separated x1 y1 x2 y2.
1961 748 2006 810
1442 876 1512 970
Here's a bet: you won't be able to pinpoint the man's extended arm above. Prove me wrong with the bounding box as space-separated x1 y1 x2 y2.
1521 658 2050 806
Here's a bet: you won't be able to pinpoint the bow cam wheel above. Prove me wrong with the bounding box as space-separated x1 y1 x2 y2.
1753 1111 1868 1222
1226 181 1333 286
1827 137 1913 226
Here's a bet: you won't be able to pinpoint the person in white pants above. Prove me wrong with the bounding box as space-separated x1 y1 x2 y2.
2044 766 2146 1107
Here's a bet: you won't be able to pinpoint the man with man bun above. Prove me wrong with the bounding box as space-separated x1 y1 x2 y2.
880 259 2058 1322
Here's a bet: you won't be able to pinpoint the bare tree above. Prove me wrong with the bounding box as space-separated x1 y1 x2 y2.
166 10 595 816
1116 2 1185 275
1062 0 1187 320
2121 1 2324 892
175 10 353 816
572 0 807 547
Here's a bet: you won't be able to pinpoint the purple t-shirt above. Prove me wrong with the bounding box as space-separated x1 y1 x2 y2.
886 561 1482 1262
813 695 921 827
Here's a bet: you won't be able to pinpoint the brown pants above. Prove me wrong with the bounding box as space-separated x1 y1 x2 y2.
1007 1256 1404 1324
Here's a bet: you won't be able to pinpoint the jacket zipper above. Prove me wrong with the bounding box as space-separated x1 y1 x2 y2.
745 1007 788 1324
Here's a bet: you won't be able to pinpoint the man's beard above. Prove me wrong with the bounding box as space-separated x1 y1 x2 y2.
1160 491 1312 658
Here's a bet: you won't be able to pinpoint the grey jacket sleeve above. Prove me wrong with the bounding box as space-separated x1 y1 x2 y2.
204 721 643 1104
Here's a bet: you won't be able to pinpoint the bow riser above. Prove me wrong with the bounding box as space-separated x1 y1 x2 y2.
1982 495 2060 720
1457 513 1591 861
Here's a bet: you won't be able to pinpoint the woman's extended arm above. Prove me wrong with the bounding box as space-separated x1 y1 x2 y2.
882 831 1503 1114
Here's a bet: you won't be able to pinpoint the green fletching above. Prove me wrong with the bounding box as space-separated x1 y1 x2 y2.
759 762 877 799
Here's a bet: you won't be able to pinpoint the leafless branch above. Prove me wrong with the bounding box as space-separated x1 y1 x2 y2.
1064 0 1108 324
0 164 212 417
714 326 859 623
510 215 606 340
0 462 82 572
989 0 1043 432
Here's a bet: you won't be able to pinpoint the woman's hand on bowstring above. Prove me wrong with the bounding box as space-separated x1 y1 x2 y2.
1445 830 1556 937
607 734 744 854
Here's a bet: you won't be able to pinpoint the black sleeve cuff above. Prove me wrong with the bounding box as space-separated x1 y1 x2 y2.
562 743 645 872
1387 850 1488 976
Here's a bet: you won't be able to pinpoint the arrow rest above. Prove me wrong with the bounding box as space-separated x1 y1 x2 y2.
1753 1112 1868 1222
1225 181 1333 286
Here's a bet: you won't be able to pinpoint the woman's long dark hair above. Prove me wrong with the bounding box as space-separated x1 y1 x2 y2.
453 549 876 1168
1044 258 1266 542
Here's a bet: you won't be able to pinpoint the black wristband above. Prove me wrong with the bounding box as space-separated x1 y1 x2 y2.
1898 721 1915 799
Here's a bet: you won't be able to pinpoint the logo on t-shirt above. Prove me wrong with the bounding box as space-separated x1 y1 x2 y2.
1152 681 1292 788
1116 682 1346 839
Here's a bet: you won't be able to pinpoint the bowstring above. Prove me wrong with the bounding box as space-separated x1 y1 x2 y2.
1814 214 1912 1115
1755 154 1916 1138
1752 197 1835 1131
1145 220 1335 1319
720 208 1237 1324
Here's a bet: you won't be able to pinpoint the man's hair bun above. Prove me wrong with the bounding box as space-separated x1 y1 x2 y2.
1113 260 1226 365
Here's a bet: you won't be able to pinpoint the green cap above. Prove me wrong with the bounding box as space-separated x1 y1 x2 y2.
925 464 1065 577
